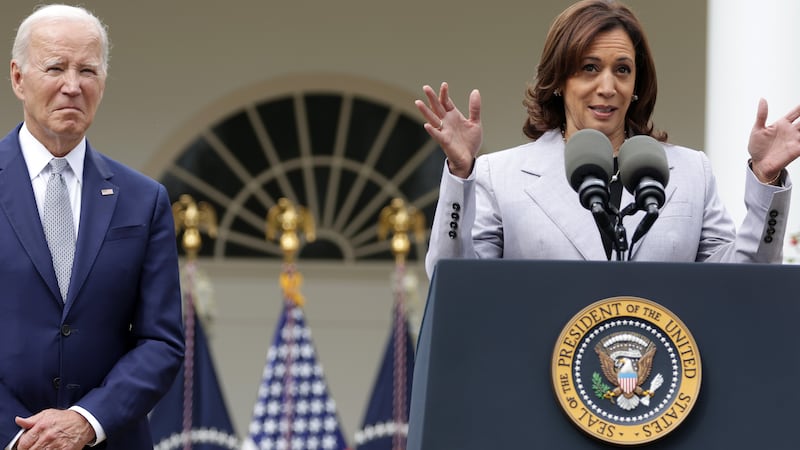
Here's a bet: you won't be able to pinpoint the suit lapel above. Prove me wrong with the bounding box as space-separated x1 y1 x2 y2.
67 144 117 312
520 132 609 260
627 166 677 259
0 126 64 304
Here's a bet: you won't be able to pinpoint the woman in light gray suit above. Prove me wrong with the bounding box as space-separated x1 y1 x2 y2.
415 0 800 278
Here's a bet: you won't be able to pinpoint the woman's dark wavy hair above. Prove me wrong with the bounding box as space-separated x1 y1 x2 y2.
522 0 667 142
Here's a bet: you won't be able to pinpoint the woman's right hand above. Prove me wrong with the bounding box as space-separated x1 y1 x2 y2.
415 82 483 178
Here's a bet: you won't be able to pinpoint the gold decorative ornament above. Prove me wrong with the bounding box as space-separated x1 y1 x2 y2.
378 198 426 265
266 197 316 263
172 194 218 259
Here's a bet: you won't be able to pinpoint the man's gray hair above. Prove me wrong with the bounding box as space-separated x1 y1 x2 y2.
12 4 110 74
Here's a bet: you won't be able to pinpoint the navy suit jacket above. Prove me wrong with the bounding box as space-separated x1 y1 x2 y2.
0 124 184 448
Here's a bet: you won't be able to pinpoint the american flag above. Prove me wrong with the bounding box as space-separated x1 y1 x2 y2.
242 300 350 450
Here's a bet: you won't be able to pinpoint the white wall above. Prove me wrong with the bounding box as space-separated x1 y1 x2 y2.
0 0 708 442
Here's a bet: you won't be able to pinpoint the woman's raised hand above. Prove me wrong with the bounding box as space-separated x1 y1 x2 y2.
415 82 483 178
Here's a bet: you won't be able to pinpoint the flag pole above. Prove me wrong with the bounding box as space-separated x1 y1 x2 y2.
378 198 426 450
172 194 218 450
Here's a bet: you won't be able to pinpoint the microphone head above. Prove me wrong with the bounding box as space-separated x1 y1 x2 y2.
564 129 614 192
618 135 670 194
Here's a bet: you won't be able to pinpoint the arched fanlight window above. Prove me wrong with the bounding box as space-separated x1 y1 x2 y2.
154 74 443 263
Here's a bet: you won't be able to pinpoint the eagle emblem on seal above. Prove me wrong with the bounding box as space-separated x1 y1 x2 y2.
593 331 664 410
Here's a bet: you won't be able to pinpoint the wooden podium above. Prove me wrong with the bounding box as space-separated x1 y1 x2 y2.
408 259 800 449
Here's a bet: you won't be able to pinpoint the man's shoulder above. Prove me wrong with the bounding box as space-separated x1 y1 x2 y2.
0 124 23 151
86 148 157 183
86 146 163 190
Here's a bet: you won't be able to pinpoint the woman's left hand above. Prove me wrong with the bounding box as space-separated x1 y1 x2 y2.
748 98 800 184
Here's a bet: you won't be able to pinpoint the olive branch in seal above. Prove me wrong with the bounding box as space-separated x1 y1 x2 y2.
592 372 612 399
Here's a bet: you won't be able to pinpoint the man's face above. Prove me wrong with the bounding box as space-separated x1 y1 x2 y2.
10 18 106 155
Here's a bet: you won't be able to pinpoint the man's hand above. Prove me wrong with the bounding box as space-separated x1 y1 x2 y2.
14 409 94 450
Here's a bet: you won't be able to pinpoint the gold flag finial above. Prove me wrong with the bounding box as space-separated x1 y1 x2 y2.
171 194 219 336
172 194 218 259
378 197 426 265
266 197 316 264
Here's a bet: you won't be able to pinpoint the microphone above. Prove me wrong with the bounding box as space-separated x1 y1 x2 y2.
618 135 669 245
565 129 624 258
564 129 614 211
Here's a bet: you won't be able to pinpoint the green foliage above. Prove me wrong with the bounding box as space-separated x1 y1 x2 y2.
592 372 611 399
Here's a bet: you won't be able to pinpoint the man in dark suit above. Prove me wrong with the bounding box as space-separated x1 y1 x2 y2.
0 4 184 449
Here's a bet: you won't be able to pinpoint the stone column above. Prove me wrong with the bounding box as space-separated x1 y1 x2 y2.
705 0 800 257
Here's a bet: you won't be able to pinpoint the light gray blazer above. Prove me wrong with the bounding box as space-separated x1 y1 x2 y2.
426 129 792 277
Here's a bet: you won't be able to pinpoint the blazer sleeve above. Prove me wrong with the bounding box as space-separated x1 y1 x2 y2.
426 157 507 278
703 161 792 263
71 184 184 436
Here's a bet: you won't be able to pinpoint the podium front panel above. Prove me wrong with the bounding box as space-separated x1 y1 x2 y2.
408 260 800 449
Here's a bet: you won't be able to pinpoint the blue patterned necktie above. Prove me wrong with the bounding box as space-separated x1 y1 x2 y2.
43 158 75 302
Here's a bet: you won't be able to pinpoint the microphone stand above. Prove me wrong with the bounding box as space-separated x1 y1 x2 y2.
618 203 660 260
612 216 628 261
591 203 628 261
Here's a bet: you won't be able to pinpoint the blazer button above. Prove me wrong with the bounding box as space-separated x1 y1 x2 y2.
766 227 776 235
448 230 457 239
451 212 460 220
769 210 779 218
768 219 777 226
61 324 71 337
764 235 773 243
452 203 461 212
53 377 61 390
449 221 458 230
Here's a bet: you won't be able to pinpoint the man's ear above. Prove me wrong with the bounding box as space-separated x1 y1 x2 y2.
10 61 24 100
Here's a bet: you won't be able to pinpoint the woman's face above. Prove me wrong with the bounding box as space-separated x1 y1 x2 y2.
563 27 636 152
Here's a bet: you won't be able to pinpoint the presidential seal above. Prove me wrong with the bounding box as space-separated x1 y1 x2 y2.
551 296 701 446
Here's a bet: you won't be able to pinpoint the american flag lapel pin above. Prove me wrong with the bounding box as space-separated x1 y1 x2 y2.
101 188 114 196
